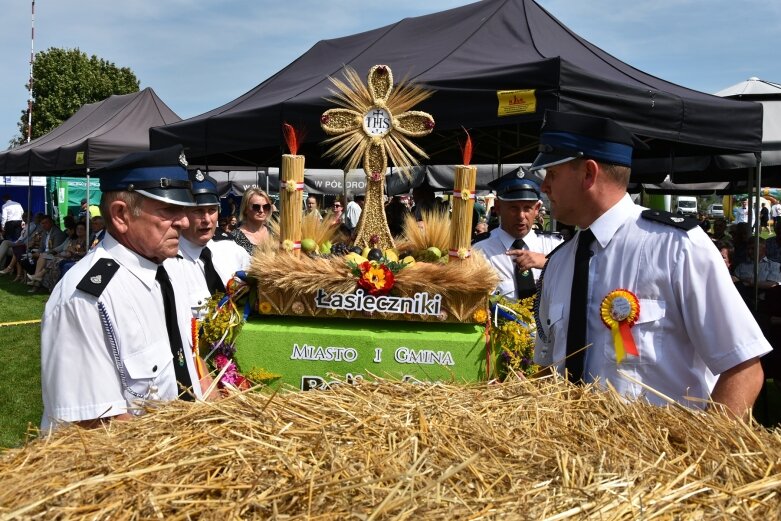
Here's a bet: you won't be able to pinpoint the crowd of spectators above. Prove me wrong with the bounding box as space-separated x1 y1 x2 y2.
0 198 104 293
712 216 781 385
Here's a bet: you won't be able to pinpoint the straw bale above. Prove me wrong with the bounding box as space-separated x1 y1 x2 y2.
2 377 780 520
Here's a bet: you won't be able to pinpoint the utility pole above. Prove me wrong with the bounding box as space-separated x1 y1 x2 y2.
27 0 35 143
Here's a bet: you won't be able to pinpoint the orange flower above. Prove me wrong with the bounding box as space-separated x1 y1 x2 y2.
357 261 395 295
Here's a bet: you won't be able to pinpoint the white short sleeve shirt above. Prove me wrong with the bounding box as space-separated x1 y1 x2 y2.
40 233 202 430
473 227 563 299
534 194 772 408
165 237 251 315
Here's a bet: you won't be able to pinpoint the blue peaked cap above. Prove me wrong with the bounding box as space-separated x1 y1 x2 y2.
96 145 195 206
190 170 220 207
488 168 541 201
530 111 644 171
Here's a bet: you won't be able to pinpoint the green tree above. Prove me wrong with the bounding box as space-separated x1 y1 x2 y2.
14 47 139 145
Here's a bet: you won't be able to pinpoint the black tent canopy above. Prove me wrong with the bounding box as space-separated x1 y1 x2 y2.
151 0 762 178
0 88 181 176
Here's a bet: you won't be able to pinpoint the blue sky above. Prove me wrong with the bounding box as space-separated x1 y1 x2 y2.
0 0 779 148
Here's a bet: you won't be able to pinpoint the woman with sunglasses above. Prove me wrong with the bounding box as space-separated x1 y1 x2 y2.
329 196 346 226
231 188 274 254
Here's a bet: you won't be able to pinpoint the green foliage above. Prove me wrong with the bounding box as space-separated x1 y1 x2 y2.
14 47 139 145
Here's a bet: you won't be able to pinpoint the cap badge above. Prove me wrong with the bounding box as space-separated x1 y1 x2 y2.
178 152 188 167
670 216 684 223
195 170 205 182
90 275 102 285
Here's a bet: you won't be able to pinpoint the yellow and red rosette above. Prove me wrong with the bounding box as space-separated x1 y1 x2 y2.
600 289 640 363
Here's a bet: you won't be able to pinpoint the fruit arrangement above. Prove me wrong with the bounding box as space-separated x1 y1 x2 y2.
252 210 498 323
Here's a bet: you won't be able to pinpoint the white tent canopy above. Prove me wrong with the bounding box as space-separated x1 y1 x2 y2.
717 77 781 150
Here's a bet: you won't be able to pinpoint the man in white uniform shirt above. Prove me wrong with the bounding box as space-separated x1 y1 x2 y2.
40 146 207 430
473 172 562 300
531 110 770 419
165 171 250 317
1 193 24 241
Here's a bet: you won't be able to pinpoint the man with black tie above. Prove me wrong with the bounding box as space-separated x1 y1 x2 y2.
40 145 207 430
531 110 770 419
473 172 562 300
165 171 250 318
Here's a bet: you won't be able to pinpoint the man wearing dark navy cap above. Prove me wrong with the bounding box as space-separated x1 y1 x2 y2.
532 110 770 419
165 170 249 319
40 145 209 430
474 169 562 301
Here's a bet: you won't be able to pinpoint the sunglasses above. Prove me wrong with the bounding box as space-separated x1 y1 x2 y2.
251 203 272 213
333 203 342 207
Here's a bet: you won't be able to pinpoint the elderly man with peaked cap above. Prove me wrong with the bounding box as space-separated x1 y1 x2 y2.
40 145 208 430
165 170 250 319
473 170 562 301
531 110 770 419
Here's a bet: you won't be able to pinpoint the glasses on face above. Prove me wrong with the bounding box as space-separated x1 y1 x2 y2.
333 203 342 208
251 203 272 214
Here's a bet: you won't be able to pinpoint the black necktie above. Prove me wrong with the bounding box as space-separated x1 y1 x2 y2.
565 228 595 383
512 238 537 300
155 265 195 400
199 247 225 294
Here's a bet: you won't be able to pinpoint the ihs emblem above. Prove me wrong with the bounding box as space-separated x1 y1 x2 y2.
320 65 435 250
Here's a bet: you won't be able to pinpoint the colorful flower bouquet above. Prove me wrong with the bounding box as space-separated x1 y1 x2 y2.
488 295 540 378
197 271 281 389
348 258 407 296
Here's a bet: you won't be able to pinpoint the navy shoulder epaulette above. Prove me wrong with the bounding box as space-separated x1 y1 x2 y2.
76 258 120 297
538 230 564 238
472 231 490 244
641 209 699 231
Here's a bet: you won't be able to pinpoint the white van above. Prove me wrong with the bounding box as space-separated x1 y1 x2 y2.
707 203 724 218
675 196 698 216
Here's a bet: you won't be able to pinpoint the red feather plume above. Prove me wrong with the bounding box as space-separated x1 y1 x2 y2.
460 128 473 166
283 122 298 155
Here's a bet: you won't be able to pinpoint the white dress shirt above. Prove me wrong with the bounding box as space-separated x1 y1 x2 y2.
473 227 563 299
41 233 202 430
165 236 250 316
1 199 23 227
344 201 362 230
535 194 772 408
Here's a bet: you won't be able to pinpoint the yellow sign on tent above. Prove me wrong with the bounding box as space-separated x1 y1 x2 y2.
496 89 536 117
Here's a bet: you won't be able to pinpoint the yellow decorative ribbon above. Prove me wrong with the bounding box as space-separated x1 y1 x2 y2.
282 239 301 252
448 247 471 259
281 180 304 192
453 189 476 200
600 289 640 363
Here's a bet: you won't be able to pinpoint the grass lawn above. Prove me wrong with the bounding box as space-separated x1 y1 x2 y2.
0 275 47 449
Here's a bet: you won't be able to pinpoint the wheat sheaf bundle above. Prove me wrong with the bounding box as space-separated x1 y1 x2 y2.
249 240 498 301
2 378 779 519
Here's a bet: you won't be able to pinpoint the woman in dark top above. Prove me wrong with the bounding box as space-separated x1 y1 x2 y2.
231 188 273 254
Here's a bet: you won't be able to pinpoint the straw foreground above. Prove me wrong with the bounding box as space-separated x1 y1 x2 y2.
2 377 779 520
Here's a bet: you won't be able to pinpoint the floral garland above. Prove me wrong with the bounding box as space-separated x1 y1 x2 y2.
487 295 540 378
